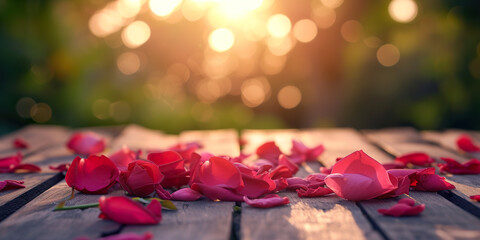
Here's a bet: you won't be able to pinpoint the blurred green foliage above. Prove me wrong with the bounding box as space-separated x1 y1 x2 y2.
0 0 479 134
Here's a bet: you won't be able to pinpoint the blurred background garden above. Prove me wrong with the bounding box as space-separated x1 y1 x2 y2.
1 0 479 134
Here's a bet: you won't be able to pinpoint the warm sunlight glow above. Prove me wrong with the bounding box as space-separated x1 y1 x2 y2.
149 0 183 17
116 0 143 18
267 36 294 56
208 28 235 52
267 14 292 38
121 21 151 48
117 51 141 75
312 5 336 29
182 0 205 21
89 8 124 37
278 85 302 109
321 0 344 9
241 77 270 107
293 19 318 43
388 0 418 23
377 44 400 67
30 103 52 123
341 20 362 43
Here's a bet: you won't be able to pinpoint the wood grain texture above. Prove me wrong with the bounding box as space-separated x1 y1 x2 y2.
240 129 382 240
364 128 480 199
121 128 240 240
0 181 125 240
301 128 480 239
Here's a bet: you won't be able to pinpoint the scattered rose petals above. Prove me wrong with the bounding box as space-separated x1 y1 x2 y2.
243 194 289 208
290 139 324 162
119 160 164 197
13 138 28 149
325 150 396 201
256 141 282 164
237 172 276 198
171 188 202 201
191 183 244 201
0 180 25 191
297 186 333 198
155 185 172 200
387 168 455 191
99 196 162 225
198 156 244 189
456 134 480 153
382 162 406 170
394 152 434 167
0 152 41 173
377 198 425 217
65 155 119 194
110 146 136 171
148 151 189 188
470 195 480 202
66 131 106 155
439 157 480 175
49 163 70 172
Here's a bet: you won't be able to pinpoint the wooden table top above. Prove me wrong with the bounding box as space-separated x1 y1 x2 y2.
0 124 479 240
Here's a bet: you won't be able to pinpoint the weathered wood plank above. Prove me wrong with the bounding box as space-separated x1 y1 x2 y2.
364 128 480 200
301 129 480 239
240 129 382 240
422 129 480 159
0 125 126 238
120 128 240 240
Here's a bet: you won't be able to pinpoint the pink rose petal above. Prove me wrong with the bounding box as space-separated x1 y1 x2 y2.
439 157 480 175
394 152 434 167
155 185 172 200
0 180 25 191
66 131 106 155
456 134 480 153
377 198 425 217
297 186 333 198
470 195 480 202
243 194 290 208
171 188 202 201
256 141 282 164
110 146 136 171
65 155 119 194
324 150 396 201
49 163 70 172
13 138 28 149
198 156 244 189
191 183 244 201
99 196 161 225
237 172 276 198
290 140 325 162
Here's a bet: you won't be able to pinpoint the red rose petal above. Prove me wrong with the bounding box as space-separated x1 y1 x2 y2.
13 138 28 149
198 156 244 189
171 188 202 201
456 134 480 153
99 196 161 225
439 157 480 175
394 152 434 167
0 180 25 191
119 160 164 197
256 141 282 164
191 183 244 201
470 195 480 202
324 150 396 201
65 155 119 194
377 198 425 217
66 131 106 155
49 163 70 172
243 194 290 208
296 186 333 198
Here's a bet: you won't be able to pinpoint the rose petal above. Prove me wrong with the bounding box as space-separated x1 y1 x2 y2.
0 152 22 173
456 134 480 152
297 186 333 198
66 131 106 155
387 168 455 191
99 196 161 225
278 155 299 175
291 140 324 162
243 194 290 208
394 152 434 167
119 160 164 197
13 138 28 149
382 162 406 170
377 198 425 217
0 180 25 191
49 163 70 172
66 155 119 194
325 150 396 201
191 183 244 201
470 195 480 202
237 172 276 198
155 185 172 200
110 146 136 170
439 157 480 175
171 188 202 201
256 141 282 164
198 156 244 189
